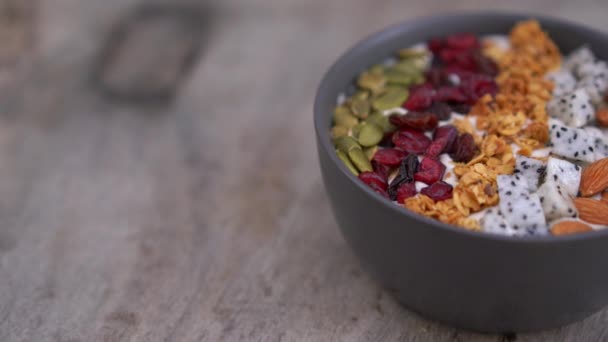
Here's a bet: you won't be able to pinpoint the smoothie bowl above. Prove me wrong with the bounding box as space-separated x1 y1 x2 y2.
314 12 608 332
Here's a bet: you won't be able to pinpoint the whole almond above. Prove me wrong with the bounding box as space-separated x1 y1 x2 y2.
602 191 608 204
596 108 608 127
579 158 608 197
574 198 608 225
551 220 593 236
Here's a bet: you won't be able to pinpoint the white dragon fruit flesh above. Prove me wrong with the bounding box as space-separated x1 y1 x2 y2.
544 157 581 197
546 70 577 97
536 181 577 222
578 76 608 106
496 174 547 235
481 208 518 236
513 155 545 192
546 88 594 127
549 119 607 163
584 127 608 157
564 46 595 73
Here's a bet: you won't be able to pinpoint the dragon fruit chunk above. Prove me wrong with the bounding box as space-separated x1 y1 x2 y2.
546 70 577 97
548 119 605 163
536 181 578 222
543 157 581 197
575 60 608 81
496 174 547 235
564 45 596 73
481 208 518 236
578 76 608 106
546 88 594 127
514 155 545 192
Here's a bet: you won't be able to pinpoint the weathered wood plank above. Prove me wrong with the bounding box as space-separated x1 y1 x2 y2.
1 0 608 341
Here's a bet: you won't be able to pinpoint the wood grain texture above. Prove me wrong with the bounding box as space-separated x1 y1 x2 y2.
2 0 608 341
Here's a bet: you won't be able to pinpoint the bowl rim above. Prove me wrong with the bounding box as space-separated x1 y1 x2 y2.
314 10 608 243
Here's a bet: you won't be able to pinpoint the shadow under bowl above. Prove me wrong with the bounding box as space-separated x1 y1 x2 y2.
314 11 608 333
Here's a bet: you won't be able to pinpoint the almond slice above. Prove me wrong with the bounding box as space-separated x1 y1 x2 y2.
579 158 608 197
551 220 593 235
574 198 608 225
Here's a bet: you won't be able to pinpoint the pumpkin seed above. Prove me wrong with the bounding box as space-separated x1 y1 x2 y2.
353 90 370 101
365 112 394 133
358 123 384 147
333 105 358 128
335 136 361 153
350 97 371 119
393 60 424 76
398 48 428 59
384 68 413 85
412 73 425 84
363 145 378 160
348 148 373 172
350 122 365 139
331 125 349 139
336 150 359 175
372 88 409 111
369 64 385 75
357 71 386 95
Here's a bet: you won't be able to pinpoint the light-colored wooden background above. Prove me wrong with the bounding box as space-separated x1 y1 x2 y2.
1 0 608 341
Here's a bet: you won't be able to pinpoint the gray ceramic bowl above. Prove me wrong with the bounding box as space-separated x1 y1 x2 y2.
314 12 608 333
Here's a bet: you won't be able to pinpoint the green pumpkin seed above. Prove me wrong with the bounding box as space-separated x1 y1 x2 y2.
365 113 394 133
384 68 413 85
336 150 359 175
335 136 361 153
372 88 409 111
331 125 349 139
393 60 424 76
357 71 386 94
348 148 373 172
358 123 384 147
350 122 365 139
369 64 385 75
363 145 378 160
412 73 425 84
398 48 428 59
333 105 358 128
353 90 370 101
349 97 371 119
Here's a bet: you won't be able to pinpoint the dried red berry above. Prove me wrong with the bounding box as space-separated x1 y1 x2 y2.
427 38 445 54
426 68 447 87
392 129 431 154
434 86 467 103
459 74 498 104
441 49 477 71
372 148 407 166
448 103 471 114
396 182 417 203
389 112 438 131
428 102 452 121
450 133 478 162
359 171 388 191
368 182 389 198
472 51 498 76
372 160 391 181
445 33 479 50
421 181 453 201
414 157 446 184
432 125 458 154
425 136 448 158
403 84 435 111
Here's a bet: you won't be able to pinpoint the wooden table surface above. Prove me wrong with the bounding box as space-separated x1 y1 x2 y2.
2 0 608 341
